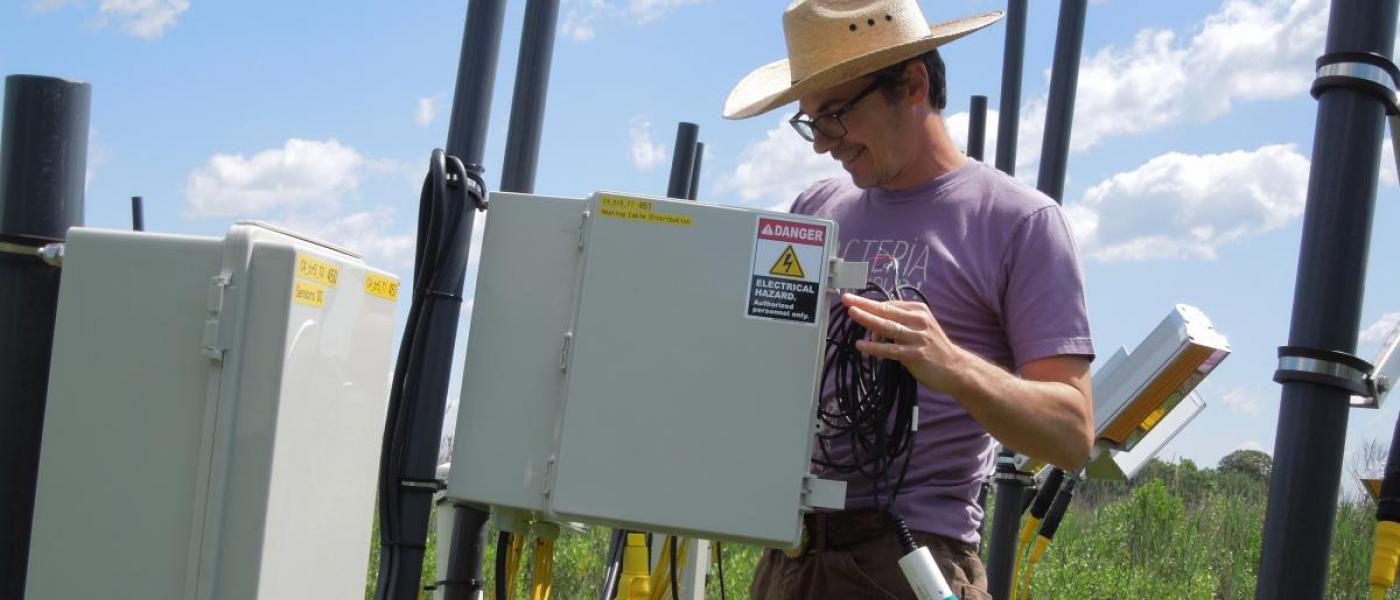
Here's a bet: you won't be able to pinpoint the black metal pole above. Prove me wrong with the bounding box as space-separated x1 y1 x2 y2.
498 0 559 195
374 1 507 599
131 196 144 231
687 142 704 200
1256 1 1399 597
444 0 507 165
1035 0 1087 205
967 95 987 162
0 73 90 600
666 122 699 200
993 0 1027 175
986 449 1032 600
441 1 557 599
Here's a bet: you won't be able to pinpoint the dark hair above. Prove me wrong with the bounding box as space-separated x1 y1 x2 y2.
872 48 947 111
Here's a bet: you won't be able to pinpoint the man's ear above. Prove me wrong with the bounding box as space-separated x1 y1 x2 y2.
900 59 931 107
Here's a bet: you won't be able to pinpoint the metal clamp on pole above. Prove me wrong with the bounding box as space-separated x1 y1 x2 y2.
1274 345 1377 399
0 240 64 267
1312 52 1400 179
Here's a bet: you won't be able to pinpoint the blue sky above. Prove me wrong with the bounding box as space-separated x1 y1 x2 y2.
4 0 1397 478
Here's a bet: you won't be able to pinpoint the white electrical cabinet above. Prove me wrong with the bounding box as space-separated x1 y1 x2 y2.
447 192 848 548
26 222 399 600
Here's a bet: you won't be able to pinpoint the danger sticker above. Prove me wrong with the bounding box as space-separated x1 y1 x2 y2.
747 217 829 325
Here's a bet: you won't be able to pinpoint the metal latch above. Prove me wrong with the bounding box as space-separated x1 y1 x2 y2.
800 474 846 510
827 259 869 291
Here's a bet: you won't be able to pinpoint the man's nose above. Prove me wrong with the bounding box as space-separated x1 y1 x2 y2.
812 131 838 154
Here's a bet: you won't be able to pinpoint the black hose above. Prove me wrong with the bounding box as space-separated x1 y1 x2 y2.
669 536 680 600
715 542 727 600
496 532 510 600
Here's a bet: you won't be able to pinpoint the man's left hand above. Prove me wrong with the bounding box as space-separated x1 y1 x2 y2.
841 292 968 395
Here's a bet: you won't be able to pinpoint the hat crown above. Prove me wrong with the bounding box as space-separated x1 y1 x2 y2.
783 0 931 82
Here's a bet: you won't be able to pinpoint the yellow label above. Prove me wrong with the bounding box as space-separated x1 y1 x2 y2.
296 254 340 288
597 195 693 227
768 244 806 278
293 280 327 308
364 273 400 301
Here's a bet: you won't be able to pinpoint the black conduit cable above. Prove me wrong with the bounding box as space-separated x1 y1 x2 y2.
373 149 484 600
714 542 727 600
496 532 511 600
670 535 680 600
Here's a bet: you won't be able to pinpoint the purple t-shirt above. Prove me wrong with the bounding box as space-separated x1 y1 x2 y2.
793 160 1094 544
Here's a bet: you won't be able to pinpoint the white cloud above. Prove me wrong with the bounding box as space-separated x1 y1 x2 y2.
1362 312 1400 345
716 115 846 211
97 0 190 40
186 138 369 217
1221 387 1263 417
559 0 705 42
1068 144 1310 261
942 0 1329 174
628 116 668 171
282 208 417 270
1065 0 1326 155
1237 440 1266 453
416 96 438 128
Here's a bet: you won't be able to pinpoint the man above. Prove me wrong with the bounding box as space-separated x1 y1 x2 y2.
722 2 1095 598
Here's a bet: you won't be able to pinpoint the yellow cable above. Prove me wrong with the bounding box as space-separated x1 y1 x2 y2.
529 537 554 600
1010 516 1041 600
619 533 652 600
1017 536 1051 600
1370 520 1400 600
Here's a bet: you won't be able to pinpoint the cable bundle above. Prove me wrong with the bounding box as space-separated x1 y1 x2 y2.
373 149 485 600
813 280 929 508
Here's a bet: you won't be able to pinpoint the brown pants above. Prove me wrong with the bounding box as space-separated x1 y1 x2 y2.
750 528 990 600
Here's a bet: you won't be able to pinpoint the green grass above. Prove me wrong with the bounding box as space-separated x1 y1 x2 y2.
365 458 1398 599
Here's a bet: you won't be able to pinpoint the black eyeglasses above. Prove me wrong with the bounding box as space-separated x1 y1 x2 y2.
789 78 887 142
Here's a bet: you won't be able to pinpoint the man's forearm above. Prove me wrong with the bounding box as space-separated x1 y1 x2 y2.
942 348 1093 469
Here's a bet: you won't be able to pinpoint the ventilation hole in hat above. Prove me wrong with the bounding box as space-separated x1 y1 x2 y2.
885 14 893 21
867 18 875 26
849 23 857 31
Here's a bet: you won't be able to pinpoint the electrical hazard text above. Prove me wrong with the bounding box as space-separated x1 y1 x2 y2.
747 276 818 323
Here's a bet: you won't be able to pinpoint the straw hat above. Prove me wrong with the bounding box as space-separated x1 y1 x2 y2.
723 0 1003 120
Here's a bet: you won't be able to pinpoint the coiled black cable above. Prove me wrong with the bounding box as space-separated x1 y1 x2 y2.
812 282 929 509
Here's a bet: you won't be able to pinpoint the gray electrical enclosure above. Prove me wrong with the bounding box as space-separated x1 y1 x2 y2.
447 191 847 547
26 223 399 600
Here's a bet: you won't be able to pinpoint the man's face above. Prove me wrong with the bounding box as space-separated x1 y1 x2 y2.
796 75 909 189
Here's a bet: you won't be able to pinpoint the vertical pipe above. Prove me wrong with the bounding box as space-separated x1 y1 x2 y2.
442 1 555 599
687 142 704 200
1035 0 1088 205
967 95 987 162
498 0 560 195
131 196 144 231
1255 1 1399 597
986 449 1031 600
666 122 699 200
993 0 1027 175
378 1 506 599
0 73 90 600
444 0 508 165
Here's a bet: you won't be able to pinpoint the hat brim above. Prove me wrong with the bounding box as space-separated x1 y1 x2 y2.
723 11 1004 120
